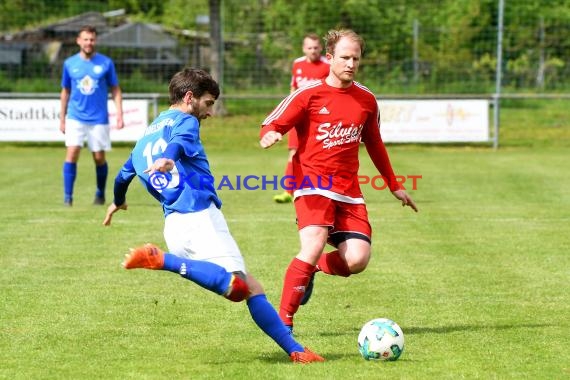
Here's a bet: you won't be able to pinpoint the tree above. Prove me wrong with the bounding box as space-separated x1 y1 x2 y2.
209 0 226 115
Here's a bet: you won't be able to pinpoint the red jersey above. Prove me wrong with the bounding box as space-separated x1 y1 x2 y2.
261 80 400 203
290 56 330 90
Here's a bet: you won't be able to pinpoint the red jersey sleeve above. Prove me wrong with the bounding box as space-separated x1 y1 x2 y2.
362 107 401 192
260 89 309 139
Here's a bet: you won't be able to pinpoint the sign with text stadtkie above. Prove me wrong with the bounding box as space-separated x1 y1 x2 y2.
0 99 148 142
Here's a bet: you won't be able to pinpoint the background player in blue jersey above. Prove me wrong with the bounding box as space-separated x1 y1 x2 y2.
60 25 124 206
101 68 324 364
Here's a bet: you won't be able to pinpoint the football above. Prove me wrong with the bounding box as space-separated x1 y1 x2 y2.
357 318 405 361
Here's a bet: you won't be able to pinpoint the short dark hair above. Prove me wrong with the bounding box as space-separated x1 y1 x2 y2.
168 68 220 105
78 25 97 36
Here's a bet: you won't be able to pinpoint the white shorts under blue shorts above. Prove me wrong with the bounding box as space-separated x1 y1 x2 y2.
64 118 111 152
163 203 247 273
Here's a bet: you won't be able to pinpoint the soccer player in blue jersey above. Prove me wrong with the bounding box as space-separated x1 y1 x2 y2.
101 68 324 364
60 25 124 206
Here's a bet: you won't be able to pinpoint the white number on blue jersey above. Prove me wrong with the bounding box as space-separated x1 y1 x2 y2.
142 138 180 191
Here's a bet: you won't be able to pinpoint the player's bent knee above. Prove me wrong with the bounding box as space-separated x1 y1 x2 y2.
223 273 249 302
348 259 369 274
344 256 369 274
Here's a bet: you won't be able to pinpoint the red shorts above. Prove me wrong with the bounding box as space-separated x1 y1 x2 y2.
294 195 372 246
287 128 299 150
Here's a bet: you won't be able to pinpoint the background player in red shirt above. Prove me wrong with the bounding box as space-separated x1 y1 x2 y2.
260 29 418 332
273 33 330 204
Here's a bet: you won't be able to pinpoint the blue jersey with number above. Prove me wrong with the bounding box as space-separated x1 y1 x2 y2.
61 52 119 124
113 109 221 216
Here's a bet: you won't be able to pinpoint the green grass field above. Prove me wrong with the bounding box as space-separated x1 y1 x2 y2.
1 100 569 379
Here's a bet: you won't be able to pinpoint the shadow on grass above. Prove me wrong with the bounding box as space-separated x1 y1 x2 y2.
314 322 553 338
405 323 553 334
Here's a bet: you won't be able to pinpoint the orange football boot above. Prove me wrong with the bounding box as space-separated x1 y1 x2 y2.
123 243 165 270
290 347 325 364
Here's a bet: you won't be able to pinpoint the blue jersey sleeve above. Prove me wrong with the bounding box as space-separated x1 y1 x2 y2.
170 115 202 158
105 60 120 87
113 156 137 206
61 61 71 89
162 142 184 161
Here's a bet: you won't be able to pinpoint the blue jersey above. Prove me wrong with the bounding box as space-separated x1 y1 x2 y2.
61 52 119 124
113 109 222 216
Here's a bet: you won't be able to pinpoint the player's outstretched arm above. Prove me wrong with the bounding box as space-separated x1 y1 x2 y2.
391 189 418 212
102 203 128 226
259 130 283 149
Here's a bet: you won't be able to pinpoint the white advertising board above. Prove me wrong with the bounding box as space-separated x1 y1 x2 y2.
378 99 489 142
0 99 148 142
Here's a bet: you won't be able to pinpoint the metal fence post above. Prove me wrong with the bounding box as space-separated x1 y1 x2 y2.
493 0 505 149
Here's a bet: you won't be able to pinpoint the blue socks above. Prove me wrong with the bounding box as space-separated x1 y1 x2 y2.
63 161 108 201
163 253 232 295
95 162 108 198
162 253 304 355
63 162 77 202
247 294 304 355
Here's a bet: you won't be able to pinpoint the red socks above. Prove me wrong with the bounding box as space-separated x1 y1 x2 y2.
316 250 351 277
279 258 315 326
279 252 353 326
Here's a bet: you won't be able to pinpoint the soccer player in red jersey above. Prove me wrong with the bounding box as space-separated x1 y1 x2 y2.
273 33 330 204
260 29 418 332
